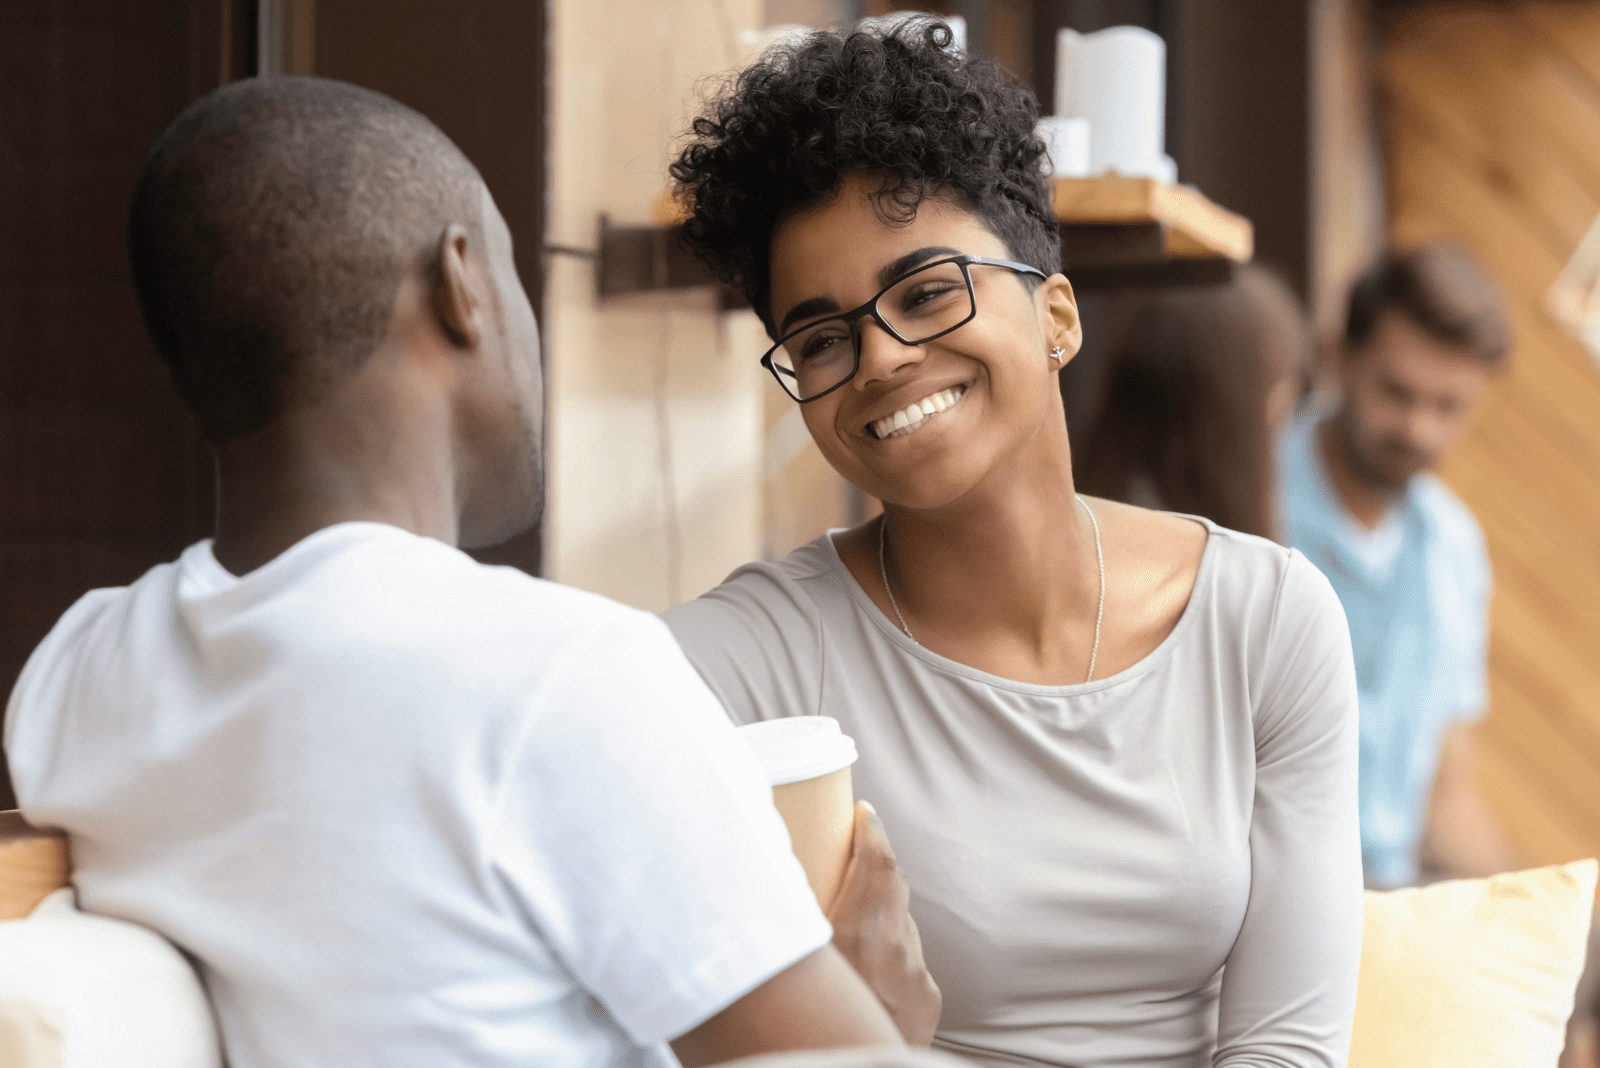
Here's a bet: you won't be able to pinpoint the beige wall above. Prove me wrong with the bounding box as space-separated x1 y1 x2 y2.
547 0 858 609
546 0 768 610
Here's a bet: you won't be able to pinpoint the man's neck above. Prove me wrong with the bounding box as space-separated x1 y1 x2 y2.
1317 418 1399 531
210 369 460 577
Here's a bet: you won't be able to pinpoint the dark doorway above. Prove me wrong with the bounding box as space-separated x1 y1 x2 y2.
0 0 255 808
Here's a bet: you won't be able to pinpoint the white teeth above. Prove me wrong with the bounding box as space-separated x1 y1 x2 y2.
871 386 967 440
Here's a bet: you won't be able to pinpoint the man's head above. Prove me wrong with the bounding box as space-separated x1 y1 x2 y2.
127 76 542 545
1333 241 1509 490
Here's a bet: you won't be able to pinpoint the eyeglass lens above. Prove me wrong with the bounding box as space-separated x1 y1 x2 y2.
770 259 975 400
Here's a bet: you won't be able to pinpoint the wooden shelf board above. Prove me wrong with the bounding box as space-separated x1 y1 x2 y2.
1053 176 1254 263
606 177 1254 301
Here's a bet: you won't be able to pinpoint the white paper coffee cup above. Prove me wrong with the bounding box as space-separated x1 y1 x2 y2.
739 717 859 911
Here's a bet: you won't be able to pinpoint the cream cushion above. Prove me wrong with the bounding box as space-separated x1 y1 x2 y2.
1351 858 1598 1068
0 888 221 1068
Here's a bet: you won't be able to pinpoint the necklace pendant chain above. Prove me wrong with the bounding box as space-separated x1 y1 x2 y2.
878 495 1106 684
1081 496 1104 683
878 517 918 643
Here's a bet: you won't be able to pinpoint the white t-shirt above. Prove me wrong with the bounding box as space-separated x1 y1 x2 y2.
4 523 831 1068
1341 506 1406 581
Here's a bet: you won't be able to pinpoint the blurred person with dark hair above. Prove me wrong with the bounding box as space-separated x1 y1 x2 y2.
1280 239 1519 892
3 75 929 1067
664 18 1363 1067
1075 264 1309 539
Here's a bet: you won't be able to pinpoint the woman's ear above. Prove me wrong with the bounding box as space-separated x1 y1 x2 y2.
432 223 483 349
1040 274 1083 368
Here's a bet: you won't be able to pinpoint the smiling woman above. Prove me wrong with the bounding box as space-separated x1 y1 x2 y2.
663 19 1364 1068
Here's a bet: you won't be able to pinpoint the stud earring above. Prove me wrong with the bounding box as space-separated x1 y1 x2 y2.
1049 346 1066 363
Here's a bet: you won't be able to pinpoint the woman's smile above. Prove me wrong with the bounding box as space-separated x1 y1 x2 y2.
866 384 968 440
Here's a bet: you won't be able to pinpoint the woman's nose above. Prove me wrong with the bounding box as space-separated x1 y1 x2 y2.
852 316 924 388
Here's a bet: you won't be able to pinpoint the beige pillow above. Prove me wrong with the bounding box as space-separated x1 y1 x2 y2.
1351 859 1598 1068
0 888 221 1068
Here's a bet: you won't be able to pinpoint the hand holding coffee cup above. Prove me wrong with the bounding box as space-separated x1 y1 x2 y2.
826 801 942 1046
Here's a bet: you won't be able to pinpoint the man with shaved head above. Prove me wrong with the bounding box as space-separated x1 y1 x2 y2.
3 77 929 1066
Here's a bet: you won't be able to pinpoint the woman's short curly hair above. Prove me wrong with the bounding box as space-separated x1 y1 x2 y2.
670 19 1060 333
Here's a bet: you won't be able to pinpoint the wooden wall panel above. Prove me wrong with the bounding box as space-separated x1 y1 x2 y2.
1383 0 1600 864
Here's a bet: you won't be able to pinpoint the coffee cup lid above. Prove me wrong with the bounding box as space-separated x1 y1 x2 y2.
737 716 859 786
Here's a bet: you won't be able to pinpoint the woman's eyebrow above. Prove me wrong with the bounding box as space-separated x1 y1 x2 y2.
877 246 962 288
777 246 966 335
778 296 841 335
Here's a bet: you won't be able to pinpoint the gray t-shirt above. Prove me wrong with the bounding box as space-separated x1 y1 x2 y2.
663 519 1363 1067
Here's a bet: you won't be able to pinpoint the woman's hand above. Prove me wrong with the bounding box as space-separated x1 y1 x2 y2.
827 801 942 1046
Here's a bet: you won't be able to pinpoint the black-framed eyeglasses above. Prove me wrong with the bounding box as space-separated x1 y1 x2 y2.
760 254 1047 403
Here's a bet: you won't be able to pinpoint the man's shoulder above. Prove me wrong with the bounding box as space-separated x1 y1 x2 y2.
462 559 649 623
491 572 678 663
1276 411 1338 529
307 525 660 642
3 561 179 774
1278 408 1321 463
372 560 684 705
7 562 171 697
1410 473 1488 563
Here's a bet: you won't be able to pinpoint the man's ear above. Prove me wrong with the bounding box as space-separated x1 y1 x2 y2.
1041 273 1083 367
433 223 482 349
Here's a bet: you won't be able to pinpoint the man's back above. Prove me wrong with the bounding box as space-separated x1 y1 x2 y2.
5 522 831 1066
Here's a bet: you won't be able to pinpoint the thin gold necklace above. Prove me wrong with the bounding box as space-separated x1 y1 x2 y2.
877 496 1105 683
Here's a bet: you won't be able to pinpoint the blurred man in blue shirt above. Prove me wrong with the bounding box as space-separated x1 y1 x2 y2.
1279 241 1518 890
